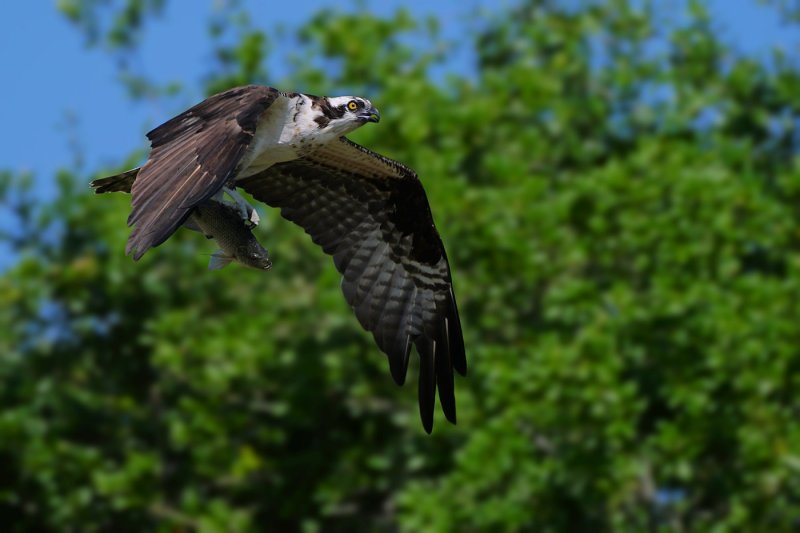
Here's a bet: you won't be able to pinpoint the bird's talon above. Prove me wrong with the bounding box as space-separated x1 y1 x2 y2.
223 186 259 227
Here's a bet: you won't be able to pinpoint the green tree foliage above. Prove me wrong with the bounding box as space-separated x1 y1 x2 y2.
3 0 800 530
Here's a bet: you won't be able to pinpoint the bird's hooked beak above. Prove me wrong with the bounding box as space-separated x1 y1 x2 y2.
362 106 380 123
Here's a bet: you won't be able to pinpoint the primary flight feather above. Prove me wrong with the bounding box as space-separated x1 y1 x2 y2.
91 85 466 433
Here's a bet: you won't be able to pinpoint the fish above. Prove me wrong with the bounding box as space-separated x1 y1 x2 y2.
185 198 272 271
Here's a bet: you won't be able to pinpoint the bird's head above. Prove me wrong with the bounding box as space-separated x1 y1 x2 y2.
312 96 380 136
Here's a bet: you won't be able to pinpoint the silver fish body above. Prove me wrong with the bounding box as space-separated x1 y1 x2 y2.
188 199 272 271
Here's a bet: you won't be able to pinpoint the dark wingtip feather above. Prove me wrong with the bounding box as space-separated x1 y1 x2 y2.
125 240 145 261
125 224 150 260
126 225 161 261
436 326 457 424
388 334 412 385
418 339 436 434
448 290 467 376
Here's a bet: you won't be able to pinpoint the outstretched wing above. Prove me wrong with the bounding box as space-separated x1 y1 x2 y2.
125 85 280 259
238 137 466 433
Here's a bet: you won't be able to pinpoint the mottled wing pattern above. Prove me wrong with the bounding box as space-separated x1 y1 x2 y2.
238 137 466 432
125 85 279 259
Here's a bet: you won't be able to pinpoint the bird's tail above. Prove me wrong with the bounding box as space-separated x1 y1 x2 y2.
90 167 140 194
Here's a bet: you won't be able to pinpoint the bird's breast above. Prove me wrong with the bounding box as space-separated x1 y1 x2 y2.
236 93 335 178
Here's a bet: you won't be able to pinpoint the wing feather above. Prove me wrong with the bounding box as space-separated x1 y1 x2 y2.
417 338 437 434
238 137 465 432
125 85 279 259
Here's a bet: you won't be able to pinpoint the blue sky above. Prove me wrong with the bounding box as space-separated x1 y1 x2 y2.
1 1 480 187
0 0 797 196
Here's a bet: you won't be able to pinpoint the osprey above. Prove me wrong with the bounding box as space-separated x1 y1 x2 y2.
92 85 466 433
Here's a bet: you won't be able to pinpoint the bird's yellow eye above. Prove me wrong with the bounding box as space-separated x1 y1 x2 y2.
347 100 358 111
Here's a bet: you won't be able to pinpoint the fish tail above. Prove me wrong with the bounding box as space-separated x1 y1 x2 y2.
208 250 233 270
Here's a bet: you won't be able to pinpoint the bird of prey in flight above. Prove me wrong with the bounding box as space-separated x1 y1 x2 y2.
92 85 466 433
